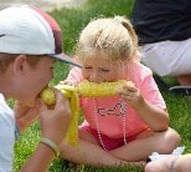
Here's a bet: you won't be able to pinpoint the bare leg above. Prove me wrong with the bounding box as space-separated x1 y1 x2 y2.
60 139 145 167
109 128 180 161
176 74 191 85
60 129 144 167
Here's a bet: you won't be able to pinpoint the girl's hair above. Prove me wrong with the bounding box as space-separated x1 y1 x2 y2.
0 53 43 73
76 16 140 63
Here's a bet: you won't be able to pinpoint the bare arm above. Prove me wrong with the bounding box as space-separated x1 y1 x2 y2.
135 98 169 131
21 144 55 172
21 92 71 172
119 84 169 131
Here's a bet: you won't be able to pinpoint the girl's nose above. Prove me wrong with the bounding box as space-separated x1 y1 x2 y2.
89 72 102 83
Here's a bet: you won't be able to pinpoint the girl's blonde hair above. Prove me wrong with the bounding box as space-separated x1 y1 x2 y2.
76 16 140 63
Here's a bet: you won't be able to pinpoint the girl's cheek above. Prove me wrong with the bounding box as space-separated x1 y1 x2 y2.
82 70 89 78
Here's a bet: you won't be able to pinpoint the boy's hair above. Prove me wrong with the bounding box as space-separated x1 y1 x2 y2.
76 16 140 63
0 53 43 73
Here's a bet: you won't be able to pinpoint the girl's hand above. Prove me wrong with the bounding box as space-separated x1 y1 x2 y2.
118 83 145 109
39 91 71 144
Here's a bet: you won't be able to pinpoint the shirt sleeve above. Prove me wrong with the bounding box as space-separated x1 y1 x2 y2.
66 67 83 83
140 71 166 110
0 94 15 171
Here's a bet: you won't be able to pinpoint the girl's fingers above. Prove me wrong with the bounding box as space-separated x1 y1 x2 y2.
123 85 137 92
118 86 137 95
121 94 135 101
119 89 137 97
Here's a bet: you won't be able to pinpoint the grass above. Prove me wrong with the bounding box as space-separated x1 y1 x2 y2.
14 0 191 171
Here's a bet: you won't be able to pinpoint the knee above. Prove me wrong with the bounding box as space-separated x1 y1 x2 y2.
145 163 152 172
159 128 181 153
145 162 158 172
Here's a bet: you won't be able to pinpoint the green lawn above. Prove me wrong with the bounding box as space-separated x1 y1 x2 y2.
14 0 191 171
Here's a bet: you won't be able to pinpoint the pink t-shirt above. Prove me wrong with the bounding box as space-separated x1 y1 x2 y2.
66 62 166 139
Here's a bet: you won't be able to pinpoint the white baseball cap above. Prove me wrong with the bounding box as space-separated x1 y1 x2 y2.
0 5 81 67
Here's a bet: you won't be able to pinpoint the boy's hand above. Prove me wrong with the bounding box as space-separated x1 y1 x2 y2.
118 83 145 109
39 91 71 144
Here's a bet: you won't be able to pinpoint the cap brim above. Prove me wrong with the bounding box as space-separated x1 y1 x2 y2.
49 53 82 68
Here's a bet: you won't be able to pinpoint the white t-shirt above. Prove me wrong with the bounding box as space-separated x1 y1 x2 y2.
0 93 15 172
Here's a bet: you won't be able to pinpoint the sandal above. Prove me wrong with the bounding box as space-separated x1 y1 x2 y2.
153 74 191 96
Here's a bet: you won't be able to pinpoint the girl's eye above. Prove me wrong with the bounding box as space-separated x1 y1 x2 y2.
100 68 110 72
84 66 92 70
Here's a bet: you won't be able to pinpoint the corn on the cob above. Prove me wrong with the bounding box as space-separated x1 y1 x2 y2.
40 87 56 106
77 80 133 96
55 80 133 97
40 80 133 146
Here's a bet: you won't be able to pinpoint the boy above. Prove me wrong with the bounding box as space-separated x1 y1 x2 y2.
0 5 79 172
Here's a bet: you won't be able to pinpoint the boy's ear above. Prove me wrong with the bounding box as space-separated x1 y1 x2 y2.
13 55 27 74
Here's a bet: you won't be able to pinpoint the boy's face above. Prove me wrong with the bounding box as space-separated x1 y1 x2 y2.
9 55 55 105
82 56 125 83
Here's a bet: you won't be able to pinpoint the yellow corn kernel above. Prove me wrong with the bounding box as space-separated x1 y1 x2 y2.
54 84 73 98
55 84 75 92
40 87 56 106
77 80 133 97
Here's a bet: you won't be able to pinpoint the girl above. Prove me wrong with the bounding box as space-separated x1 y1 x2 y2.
60 16 180 167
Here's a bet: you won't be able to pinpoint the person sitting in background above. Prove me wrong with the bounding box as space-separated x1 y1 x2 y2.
131 0 191 87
